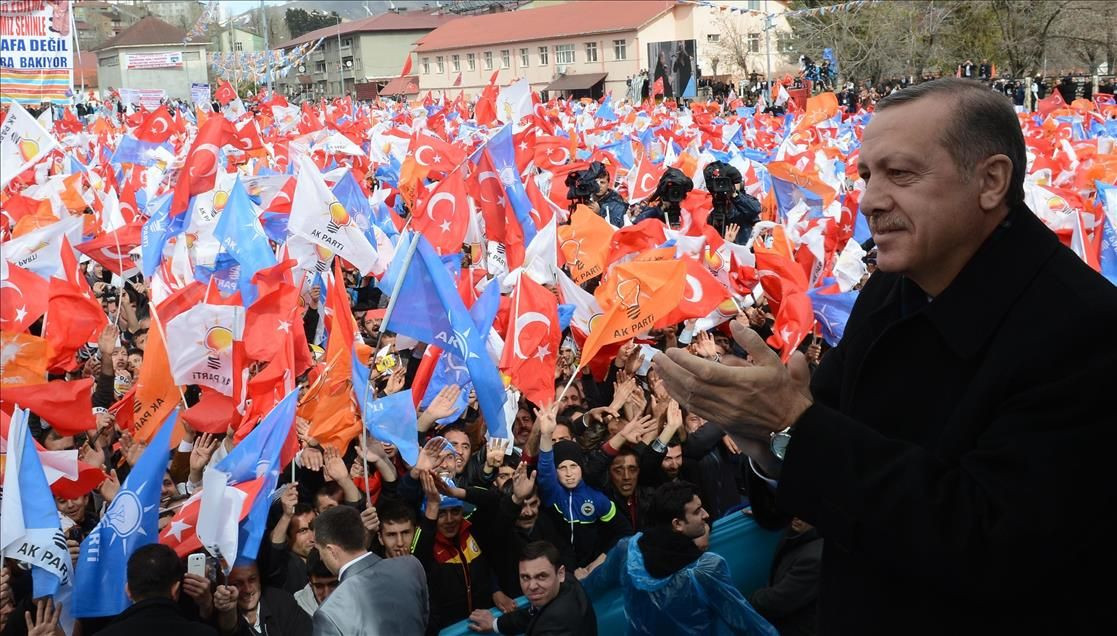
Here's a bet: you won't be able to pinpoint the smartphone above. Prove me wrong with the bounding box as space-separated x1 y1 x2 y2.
187 553 206 578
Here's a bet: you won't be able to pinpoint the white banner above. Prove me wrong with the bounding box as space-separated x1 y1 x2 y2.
191 82 210 105
0 0 74 104
118 87 166 110
126 51 183 69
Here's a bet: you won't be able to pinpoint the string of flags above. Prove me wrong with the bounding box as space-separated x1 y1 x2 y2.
183 1 221 44
675 0 880 18
209 38 326 83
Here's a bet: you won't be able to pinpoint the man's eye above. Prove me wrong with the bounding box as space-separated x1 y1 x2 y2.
888 169 912 179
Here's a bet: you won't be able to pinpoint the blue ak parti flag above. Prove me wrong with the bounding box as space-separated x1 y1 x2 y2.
357 384 420 467
217 388 298 562
484 125 537 247
214 178 277 305
806 282 858 346
379 232 507 437
0 407 70 598
140 193 180 277
73 409 179 618
420 279 502 424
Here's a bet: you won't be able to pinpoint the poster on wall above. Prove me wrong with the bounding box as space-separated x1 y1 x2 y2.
126 51 184 69
0 0 73 105
118 87 166 110
647 39 697 99
191 82 211 105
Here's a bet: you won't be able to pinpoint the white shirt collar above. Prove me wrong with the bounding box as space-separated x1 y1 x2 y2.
337 551 374 581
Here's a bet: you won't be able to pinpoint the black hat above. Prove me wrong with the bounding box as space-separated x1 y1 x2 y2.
703 161 742 185
552 440 585 471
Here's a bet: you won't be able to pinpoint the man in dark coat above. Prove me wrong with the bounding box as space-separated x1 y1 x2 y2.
98 544 217 636
654 77 1117 634
749 518 823 636
468 541 597 635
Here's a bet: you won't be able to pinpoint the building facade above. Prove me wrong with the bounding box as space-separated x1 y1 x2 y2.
273 11 455 101
213 27 266 55
95 17 208 101
413 0 795 99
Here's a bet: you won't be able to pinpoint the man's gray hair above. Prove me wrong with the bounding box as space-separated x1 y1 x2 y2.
876 78 1026 208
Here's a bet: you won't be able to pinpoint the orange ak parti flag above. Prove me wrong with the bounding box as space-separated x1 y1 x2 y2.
0 331 49 387
558 205 613 284
305 261 362 452
581 259 686 365
128 320 184 444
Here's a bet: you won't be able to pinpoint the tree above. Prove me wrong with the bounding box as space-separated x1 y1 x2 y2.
285 8 340 39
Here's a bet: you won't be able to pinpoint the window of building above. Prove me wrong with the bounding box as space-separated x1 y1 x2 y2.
343 56 353 70
520 48 529 67
234 41 243 51
538 46 548 65
747 0 761 9
452 54 460 72
707 33 720 43
585 41 597 63
555 43 574 65
422 57 430 74
747 33 760 53
467 52 476 71
501 49 510 68
484 51 493 70
315 61 326 73
342 37 352 48
778 33 794 53
613 39 626 60
436 56 444 73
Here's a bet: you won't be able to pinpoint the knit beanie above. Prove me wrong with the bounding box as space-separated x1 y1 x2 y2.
552 440 585 471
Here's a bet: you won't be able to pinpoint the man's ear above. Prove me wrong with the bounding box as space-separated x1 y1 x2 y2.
557 565 566 583
671 517 685 534
170 580 181 600
977 154 1013 213
125 583 133 602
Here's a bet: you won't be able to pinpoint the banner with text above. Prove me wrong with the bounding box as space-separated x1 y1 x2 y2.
126 51 184 70
0 0 74 105
191 82 210 105
118 87 166 110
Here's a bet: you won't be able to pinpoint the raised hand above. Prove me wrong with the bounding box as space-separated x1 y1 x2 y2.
213 585 239 613
425 384 462 421
724 222 741 244
620 415 657 445
361 503 380 534
411 436 453 476
25 598 62 636
511 462 536 503
182 573 214 617
485 438 509 470
301 447 324 472
323 446 350 482
279 483 299 518
384 367 407 395
189 433 220 475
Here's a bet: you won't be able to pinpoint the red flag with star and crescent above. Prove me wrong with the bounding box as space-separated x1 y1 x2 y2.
499 275 560 405
0 262 48 333
159 477 266 557
171 115 238 215
412 169 470 255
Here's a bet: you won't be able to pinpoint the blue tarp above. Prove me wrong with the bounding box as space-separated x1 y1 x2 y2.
440 510 783 635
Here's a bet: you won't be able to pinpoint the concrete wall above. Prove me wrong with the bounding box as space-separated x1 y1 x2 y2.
97 44 210 100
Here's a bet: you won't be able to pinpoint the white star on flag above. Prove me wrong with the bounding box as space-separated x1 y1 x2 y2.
277 320 291 332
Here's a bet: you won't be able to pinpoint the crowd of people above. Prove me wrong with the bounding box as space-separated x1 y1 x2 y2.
0 63 1114 636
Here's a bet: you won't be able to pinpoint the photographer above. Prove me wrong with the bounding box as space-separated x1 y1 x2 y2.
703 161 761 245
634 168 693 227
567 162 626 227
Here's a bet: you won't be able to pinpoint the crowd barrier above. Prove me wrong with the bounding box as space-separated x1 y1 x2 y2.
441 510 784 634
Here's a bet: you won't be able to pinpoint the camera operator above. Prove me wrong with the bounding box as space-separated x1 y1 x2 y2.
703 161 761 245
634 167 692 228
566 161 626 227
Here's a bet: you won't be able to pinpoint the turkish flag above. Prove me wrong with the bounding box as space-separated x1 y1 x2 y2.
659 258 730 327
171 116 237 215
582 259 686 365
182 388 237 434
160 477 265 557
400 55 413 78
412 169 470 255
134 105 175 144
625 151 666 204
0 378 95 435
0 262 49 333
768 291 814 362
47 457 107 500
499 275 561 405
44 241 108 373
244 283 299 362
557 205 613 284
76 220 143 277
607 219 668 268
533 135 576 170
408 131 465 173
214 80 237 106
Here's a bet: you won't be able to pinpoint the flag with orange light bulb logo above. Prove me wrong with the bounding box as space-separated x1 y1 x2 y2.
164 279 245 397
0 101 58 190
580 259 686 366
289 155 380 276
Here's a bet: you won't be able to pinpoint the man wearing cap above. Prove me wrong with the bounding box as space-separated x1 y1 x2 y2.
536 406 632 578
414 470 497 630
